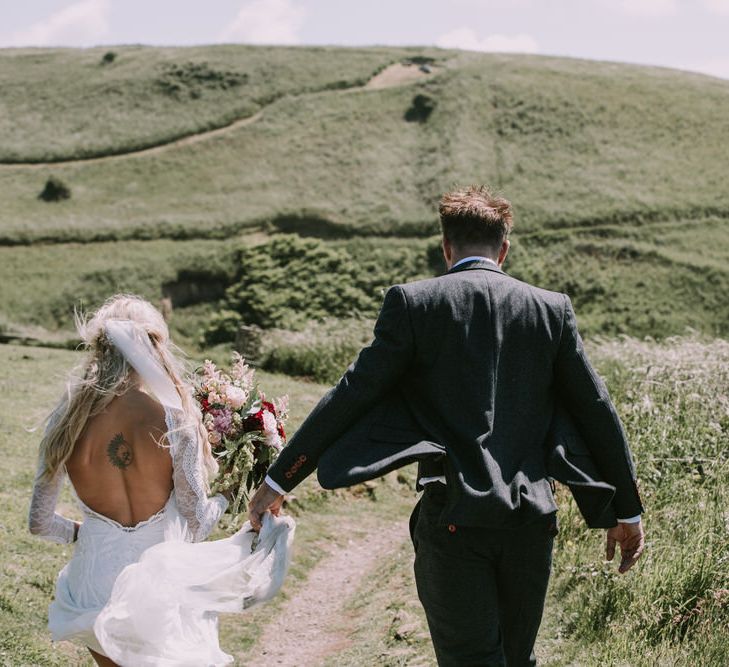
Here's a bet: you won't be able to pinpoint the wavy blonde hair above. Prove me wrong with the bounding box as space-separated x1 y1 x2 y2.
38 294 217 483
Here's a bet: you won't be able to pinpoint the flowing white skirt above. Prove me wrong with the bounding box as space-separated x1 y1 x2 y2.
49 494 295 666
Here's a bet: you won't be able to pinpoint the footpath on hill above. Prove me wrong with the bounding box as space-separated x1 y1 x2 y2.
0 63 437 170
232 502 573 667
242 519 409 666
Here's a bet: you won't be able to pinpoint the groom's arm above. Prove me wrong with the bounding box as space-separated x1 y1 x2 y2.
554 296 644 520
266 285 415 493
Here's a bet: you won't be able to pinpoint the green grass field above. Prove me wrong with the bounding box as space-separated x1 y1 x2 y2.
2 339 726 666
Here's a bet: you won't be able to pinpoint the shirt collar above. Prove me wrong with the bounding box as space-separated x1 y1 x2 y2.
451 256 499 270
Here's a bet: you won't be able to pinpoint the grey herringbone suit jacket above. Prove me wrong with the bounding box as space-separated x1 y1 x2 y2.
267 260 643 527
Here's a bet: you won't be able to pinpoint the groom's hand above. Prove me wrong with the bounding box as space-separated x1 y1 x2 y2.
605 520 645 574
248 482 284 531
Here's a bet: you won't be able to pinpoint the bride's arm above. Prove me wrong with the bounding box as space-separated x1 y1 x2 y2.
166 408 228 542
28 456 78 544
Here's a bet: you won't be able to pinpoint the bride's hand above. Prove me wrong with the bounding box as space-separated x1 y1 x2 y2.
247 482 284 531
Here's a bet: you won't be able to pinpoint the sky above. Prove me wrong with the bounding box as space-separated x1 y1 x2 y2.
1 0 728 80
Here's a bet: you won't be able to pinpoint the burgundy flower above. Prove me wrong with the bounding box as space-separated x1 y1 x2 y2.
243 410 264 432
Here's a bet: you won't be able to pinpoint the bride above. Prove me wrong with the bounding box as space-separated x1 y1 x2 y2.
28 294 294 666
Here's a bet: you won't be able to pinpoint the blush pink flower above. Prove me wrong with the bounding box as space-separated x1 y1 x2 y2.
225 385 248 410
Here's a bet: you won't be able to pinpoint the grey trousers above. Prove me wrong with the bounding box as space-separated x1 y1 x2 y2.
411 484 556 667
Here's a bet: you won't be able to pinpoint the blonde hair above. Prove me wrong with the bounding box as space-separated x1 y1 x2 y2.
38 294 217 484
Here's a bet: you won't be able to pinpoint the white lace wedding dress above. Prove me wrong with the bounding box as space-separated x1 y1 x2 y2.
29 406 295 666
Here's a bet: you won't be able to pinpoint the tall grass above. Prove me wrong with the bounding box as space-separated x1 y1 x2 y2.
552 337 729 666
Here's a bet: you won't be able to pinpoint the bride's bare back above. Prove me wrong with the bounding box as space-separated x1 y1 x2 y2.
65 388 173 527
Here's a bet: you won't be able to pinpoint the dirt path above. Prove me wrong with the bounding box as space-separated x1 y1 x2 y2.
364 63 434 90
244 520 408 667
1 63 439 171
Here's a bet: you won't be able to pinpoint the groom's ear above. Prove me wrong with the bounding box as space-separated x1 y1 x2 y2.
497 239 510 267
442 237 453 268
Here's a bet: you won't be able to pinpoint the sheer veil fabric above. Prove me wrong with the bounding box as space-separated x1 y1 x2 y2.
33 318 295 666
94 508 294 666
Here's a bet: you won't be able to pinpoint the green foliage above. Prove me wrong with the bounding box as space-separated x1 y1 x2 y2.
202 310 244 346
156 62 249 99
218 236 433 333
551 337 729 664
404 93 436 122
507 218 729 338
261 318 374 384
38 177 70 202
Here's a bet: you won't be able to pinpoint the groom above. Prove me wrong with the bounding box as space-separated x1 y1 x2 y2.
249 185 645 666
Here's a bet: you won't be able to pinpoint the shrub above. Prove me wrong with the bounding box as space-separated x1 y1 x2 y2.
404 94 436 123
156 62 248 99
202 309 243 346
38 177 71 202
101 51 117 65
261 318 374 383
203 235 435 343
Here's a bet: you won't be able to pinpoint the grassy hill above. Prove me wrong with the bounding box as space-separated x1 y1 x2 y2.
0 45 728 344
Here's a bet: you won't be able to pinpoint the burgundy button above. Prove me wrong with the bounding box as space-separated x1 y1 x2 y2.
448 524 457 533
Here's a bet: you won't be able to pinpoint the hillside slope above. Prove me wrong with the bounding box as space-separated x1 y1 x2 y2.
0 46 727 339
2 48 729 241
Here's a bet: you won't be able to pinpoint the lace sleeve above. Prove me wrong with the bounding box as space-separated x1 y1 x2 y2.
165 407 227 542
28 455 77 544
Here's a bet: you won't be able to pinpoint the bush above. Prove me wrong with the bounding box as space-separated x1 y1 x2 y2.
212 236 433 339
404 94 436 123
101 51 117 65
261 318 374 383
156 62 248 99
38 177 71 202
202 309 243 346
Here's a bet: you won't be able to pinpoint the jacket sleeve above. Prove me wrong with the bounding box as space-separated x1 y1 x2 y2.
267 285 415 492
554 295 644 519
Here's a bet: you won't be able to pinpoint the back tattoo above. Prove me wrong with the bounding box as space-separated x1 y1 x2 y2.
107 433 134 470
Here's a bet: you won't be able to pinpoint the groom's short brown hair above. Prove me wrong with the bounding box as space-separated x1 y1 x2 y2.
439 185 513 249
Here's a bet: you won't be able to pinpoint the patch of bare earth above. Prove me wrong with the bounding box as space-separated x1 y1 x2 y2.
364 63 435 90
244 520 408 667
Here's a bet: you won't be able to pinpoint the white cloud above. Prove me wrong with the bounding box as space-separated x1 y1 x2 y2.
688 58 729 79
4 0 111 47
701 0 729 15
219 0 305 45
605 0 679 17
436 28 539 54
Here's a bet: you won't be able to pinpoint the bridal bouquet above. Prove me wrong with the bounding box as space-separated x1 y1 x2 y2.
193 353 288 517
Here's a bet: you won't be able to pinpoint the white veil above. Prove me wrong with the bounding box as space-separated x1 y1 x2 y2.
105 319 183 411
